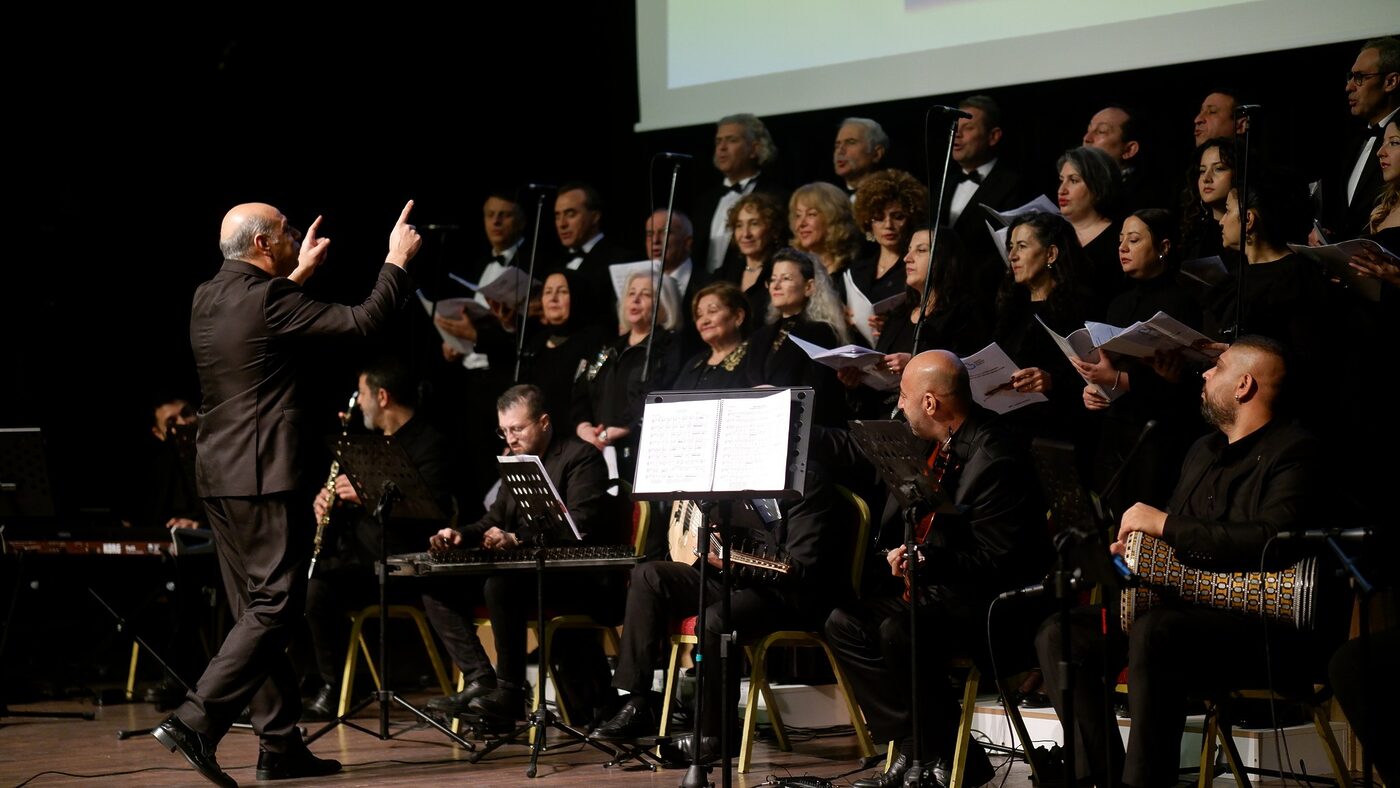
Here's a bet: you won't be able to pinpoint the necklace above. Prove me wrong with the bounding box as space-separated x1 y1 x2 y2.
744 263 763 272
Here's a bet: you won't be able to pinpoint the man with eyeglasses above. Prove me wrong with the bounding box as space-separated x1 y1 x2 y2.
1315 36 1400 243
420 384 624 728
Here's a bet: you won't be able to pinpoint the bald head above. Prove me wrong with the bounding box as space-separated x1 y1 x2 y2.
898 350 973 439
1226 336 1286 405
219 203 296 273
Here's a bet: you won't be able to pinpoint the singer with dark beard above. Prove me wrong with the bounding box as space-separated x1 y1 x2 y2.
152 202 420 787
1034 335 1338 788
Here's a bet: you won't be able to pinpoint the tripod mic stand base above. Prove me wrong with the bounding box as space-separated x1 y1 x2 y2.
679 762 714 788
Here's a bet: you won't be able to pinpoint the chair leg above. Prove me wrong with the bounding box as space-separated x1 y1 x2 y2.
125 641 140 701
1309 703 1352 788
949 667 981 788
997 679 1041 786
358 632 382 691
338 612 369 717
1215 717 1250 788
740 642 771 774
820 639 877 762
1198 703 1220 788
659 641 683 741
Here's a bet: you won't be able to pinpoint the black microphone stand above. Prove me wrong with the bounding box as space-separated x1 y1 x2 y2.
1228 105 1258 340
514 189 551 383
910 106 966 358
643 157 683 383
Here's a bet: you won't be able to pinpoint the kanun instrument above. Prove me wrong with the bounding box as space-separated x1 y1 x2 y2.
384 544 638 576
1119 531 1317 632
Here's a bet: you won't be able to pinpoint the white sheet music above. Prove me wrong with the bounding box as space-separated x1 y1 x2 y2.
632 399 720 495
711 391 790 493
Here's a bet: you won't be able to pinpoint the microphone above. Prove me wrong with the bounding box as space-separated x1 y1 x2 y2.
422 223 461 231
1274 527 1371 542
996 575 1088 602
1233 104 1262 117
658 152 694 160
524 182 558 191
929 105 973 120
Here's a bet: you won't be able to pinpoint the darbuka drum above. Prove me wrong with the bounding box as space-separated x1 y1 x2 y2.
1118 531 1317 632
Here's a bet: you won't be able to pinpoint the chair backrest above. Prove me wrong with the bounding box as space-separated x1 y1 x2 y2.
616 477 651 558
834 484 872 593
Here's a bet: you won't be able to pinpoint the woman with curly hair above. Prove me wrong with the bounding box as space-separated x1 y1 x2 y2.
745 247 850 425
718 191 787 328
789 182 862 292
850 169 928 307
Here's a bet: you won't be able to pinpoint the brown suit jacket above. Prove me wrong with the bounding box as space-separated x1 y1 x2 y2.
190 259 410 497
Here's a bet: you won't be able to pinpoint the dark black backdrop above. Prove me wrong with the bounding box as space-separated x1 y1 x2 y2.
3 13 1382 518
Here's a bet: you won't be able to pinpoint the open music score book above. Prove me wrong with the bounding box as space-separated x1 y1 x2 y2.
961 342 1048 414
1037 312 1222 399
633 390 791 495
607 260 663 301
786 334 900 391
1287 239 1387 303
498 454 581 540
448 268 538 309
842 270 907 346
416 290 490 356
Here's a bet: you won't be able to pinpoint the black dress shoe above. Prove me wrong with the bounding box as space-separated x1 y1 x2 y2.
467 687 526 722
930 744 996 788
659 731 740 766
301 684 338 721
255 748 342 780
1018 690 1052 709
853 753 911 788
590 694 658 741
425 678 498 715
151 715 236 788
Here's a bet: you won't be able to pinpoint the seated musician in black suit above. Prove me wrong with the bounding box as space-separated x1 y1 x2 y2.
1035 335 1334 788
421 384 622 725
828 350 1052 788
591 468 853 763
303 359 454 718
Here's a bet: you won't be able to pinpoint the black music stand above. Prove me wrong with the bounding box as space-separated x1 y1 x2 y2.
303 435 474 750
463 454 621 776
629 387 812 788
847 420 956 788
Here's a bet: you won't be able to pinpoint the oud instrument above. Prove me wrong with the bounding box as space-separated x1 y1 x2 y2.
694 532 790 582
1118 531 1317 632
308 390 359 579
903 434 958 602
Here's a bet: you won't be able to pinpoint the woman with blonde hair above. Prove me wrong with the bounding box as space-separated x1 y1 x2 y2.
789 182 862 289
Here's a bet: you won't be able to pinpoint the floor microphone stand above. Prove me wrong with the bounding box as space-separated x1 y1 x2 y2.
515 190 551 383
680 499 723 788
644 159 682 384
1229 105 1258 339
1325 536 1374 788
910 106 966 358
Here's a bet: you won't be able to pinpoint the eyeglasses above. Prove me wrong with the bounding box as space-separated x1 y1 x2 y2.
495 416 542 440
1345 71 1380 85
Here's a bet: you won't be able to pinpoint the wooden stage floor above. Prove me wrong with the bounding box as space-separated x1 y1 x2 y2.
2 693 1033 787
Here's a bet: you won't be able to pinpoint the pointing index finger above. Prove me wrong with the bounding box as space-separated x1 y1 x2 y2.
397 199 415 225
305 215 324 240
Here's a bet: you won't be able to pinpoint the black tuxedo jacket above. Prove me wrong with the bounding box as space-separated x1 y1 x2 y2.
942 161 1028 267
1320 127 1387 240
690 172 789 273
190 260 410 497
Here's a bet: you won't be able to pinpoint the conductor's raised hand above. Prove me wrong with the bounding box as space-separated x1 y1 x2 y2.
291 215 331 284
386 200 423 268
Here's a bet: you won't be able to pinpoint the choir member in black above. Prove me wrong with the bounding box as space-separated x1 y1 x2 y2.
744 247 850 427
849 169 927 318
423 385 622 725
831 351 1051 788
674 280 751 390
518 269 606 452
303 360 454 719
1057 145 1123 312
717 191 786 327
692 113 786 274
1075 210 1207 516
1361 118 1400 252
993 212 1095 443
790 182 863 293
1177 137 1235 264
591 467 853 764
840 226 992 418
1208 176 1328 429
571 271 682 481
555 182 639 330
1036 336 1336 788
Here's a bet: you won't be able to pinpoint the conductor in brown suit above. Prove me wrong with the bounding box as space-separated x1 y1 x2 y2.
152 201 421 786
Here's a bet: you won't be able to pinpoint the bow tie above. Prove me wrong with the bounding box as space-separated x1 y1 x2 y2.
490 254 508 265
566 248 585 258
955 169 984 185
1366 125 1386 140
843 185 857 196
725 182 747 195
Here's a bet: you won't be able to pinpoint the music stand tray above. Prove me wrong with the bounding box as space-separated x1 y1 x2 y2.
303 435 472 750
